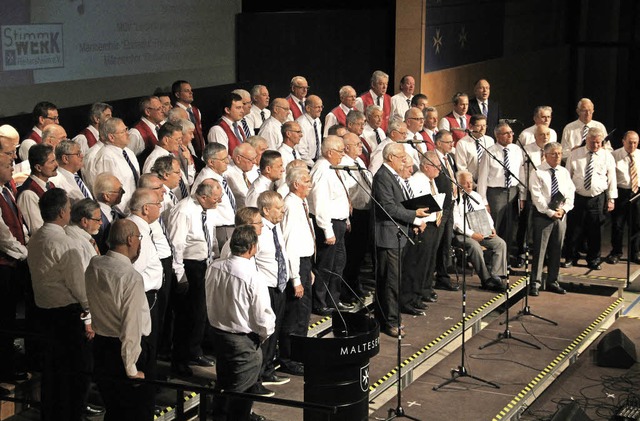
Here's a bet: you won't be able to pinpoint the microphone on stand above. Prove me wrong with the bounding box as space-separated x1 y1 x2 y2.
329 165 360 171
498 118 519 124
396 139 426 144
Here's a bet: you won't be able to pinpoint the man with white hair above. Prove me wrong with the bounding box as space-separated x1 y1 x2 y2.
247 85 271 133
324 86 357 137
518 105 557 146
72 103 113 154
258 98 291 150
561 98 609 160
356 70 392 132
286 76 309 121
390 75 415 123
296 95 324 166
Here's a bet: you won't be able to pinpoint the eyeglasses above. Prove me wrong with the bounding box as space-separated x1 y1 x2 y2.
408 117 425 121
146 107 163 112
44 115 59 122
498 131 514 136
212 155 230 162
145 202 162 207
238 154 256 162
332 148 346 154
63 152 83 157
114 128 129 135
88 217 102 222
129 234 144 241
109 188 125 194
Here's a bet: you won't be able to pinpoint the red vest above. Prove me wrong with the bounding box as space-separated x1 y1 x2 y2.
217 119 245 154
287 96 304 120
360 91 391 133
80 127 99 148
28 130 42 144
330 106 349 127
418 130 436 151
189 104 206 158
444 113 471 145
18 176 48 198
359 136 372 168
0 188 26 266
134 120 158 155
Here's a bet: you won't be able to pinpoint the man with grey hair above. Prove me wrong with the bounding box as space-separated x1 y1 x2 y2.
258 98 290 150
286 76 309 121
226 143 259 210
66 198 102 279
233 88 255 138
308 135 354 315
561 98 610 159
518 105 557 146
277 121 303 170
324 85 357 137
167 179 222 376
418 106 439 151
51 140 92 202
72 102 113 154
296 94 324 166
92 172 124 254
128 95 164 160
90 117 139 214
390 75 415 123
363 105 386 152
247 84 271 133
562 127 617 270
369 119 409 175
356 70 391 132
346 110 371 167
373 143 429 337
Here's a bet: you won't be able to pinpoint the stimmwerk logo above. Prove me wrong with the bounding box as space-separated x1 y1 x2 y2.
2 24 64 71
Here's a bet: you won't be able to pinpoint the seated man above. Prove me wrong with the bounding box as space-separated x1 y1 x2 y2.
452 170 507 292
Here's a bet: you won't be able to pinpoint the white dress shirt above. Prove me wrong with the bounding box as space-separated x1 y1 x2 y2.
324 104 352 137
143 145 195 190
17 175 49 234
49 167 91 202
90 144 140 214
281 193 315 286
167 196 217 282
355 90 386 114
560 119 609 159
205 255 276 342
0 200 28 261
368 138 394 176
246 105 271 132
477 143 524 203
390 92 413 122
566 146 617 198
277 143 298 170
438 111 467 132
73 125 99 155
308 157 350 238
256 217 290 288
27 223 88 309
127 214 163 292
529 162 576 217
245 175 274 208
81 141 105 188
207 116 241 150
362 123 385 153
612 147 640 190
191 167 236 226
454 134 495 180
257 116 284 150
296 113 322 166
225 162 258 210
64 224 98 270
518 124 558 146
127 117 158 156
340 155 372 210
453 190 497 236
18 127 42 161
85 251 151 377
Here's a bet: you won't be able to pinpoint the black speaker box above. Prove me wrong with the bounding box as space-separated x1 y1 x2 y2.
551 401 592 421
596 328 637 369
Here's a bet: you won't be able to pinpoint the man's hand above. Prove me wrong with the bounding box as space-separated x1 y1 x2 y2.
471 232 484 242
485 205 491 213
294 284 304 298
551 209 564 220
519 200 526 211
179 145 193 164
325 236 336 245
415 207 430 218
488 229 497 238
128 371 145 380
607 200 615 212
310 271 315 285
85 323 95 341
346 223 352 233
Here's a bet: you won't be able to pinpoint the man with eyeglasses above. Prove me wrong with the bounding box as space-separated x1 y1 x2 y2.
390 75 415 124
369 119 409 175
18 101 58 161
50 140 92 203
16 123 68 175
128 96 165 162
296 95 324 167
72 102 113 155
91 173 124 254
258 98 290 150
356 70 392 133
403 107 425 164
455 114 494 182
438 92 471 145
529 142 575 295
477 122 524 256
226 143 259 210
308 135 355 315
286 76 309 121
518 105 557 146
0 125 24 188
324 86 357 137
209 92 247 154
277 121 303 171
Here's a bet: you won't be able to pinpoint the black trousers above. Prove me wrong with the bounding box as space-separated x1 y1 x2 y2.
435 209 454 284
212 329 262 421
375 245 405 330
564 192 606 262
172 259 207 363
312 218 347 310
487 186 519 253
0 264 19 377
343 208 371 298
260 286 285 378
279 257 312 364
40 304 91 421
610 188 640 256
93 334 154 421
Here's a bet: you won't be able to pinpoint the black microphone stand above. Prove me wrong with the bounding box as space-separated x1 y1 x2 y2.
472 134 541 351
404 143 499 390
341 166 420 421
507 138 557 326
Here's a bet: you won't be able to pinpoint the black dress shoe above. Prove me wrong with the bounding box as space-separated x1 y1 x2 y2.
336 301 355 311
249 413 267 421
171 363 193 377
546 282 566 294
383 326 405 338
434 282 459 291
528 284 539 297
423 295 438 303
401 306 426 316
430 291 438 300
278 362 304 376
587 260 602 270
313 307 333 316
84 404 105 417
481 277 506 292
561 259 575 268
414 301 428 310
512 257 524 269
606 254 621 264
0 370 28 382
190 356 215 367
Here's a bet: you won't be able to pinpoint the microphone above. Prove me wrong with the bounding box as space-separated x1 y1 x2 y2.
330 165 359 171
396 139 425 144
499 118 519 124
450 127 468 132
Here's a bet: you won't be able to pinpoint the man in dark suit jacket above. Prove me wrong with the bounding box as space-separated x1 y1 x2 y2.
468 79 502 136
372 143 429 337
434 130 459 292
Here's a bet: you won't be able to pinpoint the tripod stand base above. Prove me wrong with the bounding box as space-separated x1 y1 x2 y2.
386 406 421 421
507 305 558 326
479 329 541 350
433 365 500 390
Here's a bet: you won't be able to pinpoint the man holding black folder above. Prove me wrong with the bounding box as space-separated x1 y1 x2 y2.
372 143 429 337
528 142 575 295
